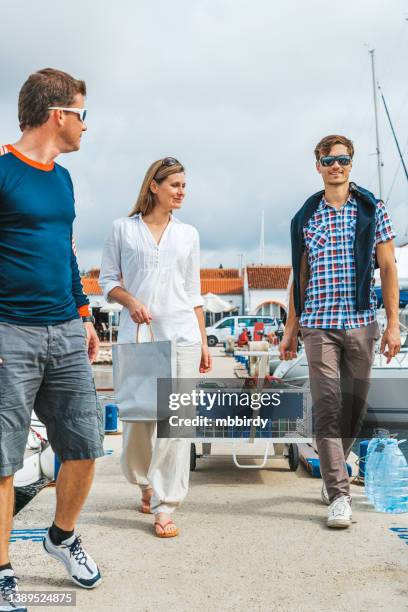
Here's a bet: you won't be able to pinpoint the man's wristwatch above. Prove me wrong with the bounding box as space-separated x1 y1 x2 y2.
81 315 95 324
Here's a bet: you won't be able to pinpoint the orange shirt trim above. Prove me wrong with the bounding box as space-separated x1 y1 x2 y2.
78 304 91 317
7 144 55 172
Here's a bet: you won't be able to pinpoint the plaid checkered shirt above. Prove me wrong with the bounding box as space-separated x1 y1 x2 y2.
300 195 396 329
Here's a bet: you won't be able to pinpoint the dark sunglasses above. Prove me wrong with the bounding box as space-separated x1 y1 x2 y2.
162 157 179 167
154 157 181 180
320 155 352 167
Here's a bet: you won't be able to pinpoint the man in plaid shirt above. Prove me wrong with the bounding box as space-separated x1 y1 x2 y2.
280 134 400 528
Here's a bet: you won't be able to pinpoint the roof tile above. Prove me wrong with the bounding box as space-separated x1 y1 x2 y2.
200 268 240 279
201 278 243 295
246 265 291 289
81 277 103 295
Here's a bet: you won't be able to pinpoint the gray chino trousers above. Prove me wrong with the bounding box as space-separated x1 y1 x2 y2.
301 321 380 502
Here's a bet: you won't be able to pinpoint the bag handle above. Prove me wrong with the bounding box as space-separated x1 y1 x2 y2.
136 323 155 344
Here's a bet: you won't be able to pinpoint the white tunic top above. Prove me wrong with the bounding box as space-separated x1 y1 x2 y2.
99 213 203 345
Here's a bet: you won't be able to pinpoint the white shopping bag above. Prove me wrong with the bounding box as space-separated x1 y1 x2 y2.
112 324 175 421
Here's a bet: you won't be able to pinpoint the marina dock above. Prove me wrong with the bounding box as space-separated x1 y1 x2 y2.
11 348 408 611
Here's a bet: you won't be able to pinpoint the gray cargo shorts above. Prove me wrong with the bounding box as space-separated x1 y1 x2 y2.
0 318 105 477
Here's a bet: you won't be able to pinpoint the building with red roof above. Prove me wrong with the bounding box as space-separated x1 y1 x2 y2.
80 264 292 322
244 265 291 319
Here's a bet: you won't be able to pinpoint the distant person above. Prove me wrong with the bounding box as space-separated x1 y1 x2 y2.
0 69 104 608
100 157 212 538
266 330 278 346
237 328 250 346
280 134 400 528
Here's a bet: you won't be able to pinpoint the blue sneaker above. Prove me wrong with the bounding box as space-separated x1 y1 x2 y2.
0 570 27 611
43 531 101 589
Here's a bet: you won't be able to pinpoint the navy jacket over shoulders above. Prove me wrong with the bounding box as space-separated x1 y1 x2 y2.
290 182 379 317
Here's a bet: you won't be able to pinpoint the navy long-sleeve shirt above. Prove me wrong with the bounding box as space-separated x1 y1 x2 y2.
0 144 89 326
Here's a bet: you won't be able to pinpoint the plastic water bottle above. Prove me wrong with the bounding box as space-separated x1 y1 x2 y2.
383 442 408 514
364 429 390 503
371 439 408 513
370 439 396 509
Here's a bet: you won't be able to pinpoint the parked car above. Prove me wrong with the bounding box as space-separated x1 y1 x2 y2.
206 316 281 347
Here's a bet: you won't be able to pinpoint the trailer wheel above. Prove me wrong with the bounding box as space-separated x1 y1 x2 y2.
288 443 299 471
190 443 197 471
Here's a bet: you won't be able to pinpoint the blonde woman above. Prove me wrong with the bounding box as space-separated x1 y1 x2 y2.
100 157 211 537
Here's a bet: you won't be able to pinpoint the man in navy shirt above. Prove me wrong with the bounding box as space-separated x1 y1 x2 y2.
0 69 104 608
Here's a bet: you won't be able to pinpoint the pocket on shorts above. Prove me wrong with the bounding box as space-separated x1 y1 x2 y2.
0 429 28 472
0 324 42 410
60 319 88 353
50 389 104 460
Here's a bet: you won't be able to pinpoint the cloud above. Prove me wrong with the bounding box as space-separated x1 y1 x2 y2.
1 0 407 269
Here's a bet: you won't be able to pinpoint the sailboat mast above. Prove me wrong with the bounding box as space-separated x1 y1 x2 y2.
378 84 408 184
369 48 384 199
259 210 265 264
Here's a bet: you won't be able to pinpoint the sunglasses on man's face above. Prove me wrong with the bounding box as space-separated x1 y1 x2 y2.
48 107 87 122
319 155 352 167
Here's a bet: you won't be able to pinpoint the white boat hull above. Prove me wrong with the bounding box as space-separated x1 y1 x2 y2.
274 351 408 425
14 449 42 487
14 414 53 488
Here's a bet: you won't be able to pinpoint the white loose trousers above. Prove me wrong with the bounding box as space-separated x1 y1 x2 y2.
120 343 201 514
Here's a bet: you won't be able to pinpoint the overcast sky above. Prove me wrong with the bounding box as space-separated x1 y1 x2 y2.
1 0 407 271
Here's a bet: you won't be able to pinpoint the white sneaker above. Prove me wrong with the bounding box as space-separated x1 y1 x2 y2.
0 570 27 611
327 495 352 529
321 482 330 505
43 531 102 589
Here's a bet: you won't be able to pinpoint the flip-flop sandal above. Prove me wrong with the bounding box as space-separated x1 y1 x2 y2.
154 519 179 538
140 499 152 514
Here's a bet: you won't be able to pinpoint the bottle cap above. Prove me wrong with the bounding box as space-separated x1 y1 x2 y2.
374 428 390 438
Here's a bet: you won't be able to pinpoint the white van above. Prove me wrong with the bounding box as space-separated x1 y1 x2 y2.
205 315 281 347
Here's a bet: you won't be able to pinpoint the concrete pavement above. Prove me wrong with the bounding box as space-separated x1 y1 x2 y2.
11 348 408 611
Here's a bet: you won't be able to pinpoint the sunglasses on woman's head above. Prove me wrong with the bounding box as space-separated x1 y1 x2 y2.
161 157 179 167
154 157 181 179
319 155 352 167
